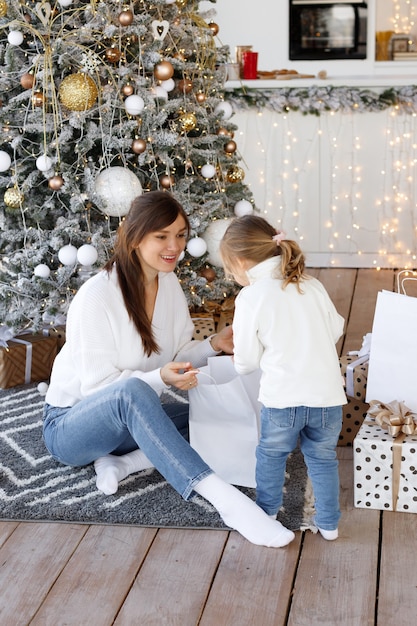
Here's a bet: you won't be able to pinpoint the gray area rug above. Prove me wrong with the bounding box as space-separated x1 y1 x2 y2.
0 384 314 530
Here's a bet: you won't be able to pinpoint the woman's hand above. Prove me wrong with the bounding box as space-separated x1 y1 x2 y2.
210 325 234 354
160 361 199 390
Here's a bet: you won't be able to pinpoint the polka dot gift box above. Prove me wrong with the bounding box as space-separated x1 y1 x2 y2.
354 401 417 513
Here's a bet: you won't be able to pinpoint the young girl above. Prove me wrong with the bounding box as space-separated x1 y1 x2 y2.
220 215 347 540
43 192 295 549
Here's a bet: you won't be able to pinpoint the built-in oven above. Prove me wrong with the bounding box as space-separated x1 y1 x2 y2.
289 0 368 60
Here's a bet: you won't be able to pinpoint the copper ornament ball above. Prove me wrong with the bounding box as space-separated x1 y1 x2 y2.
118 9 134 26
105 47 122 63
159 173 175 188
20 73 35 89
200 266 216 282
178 78 193 94
224 140 237 154
217 127 232 137
131 138 147 154
154 61 174 81
208 22 219 36
195 92 206 104
32 91 44 107
48 175 64 190
122 83 134 96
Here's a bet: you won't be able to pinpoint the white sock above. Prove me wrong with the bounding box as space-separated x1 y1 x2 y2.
194 474 295 548
317 527 338 541
94 449 154 495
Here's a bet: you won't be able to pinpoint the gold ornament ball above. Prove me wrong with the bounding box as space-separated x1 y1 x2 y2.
200 266 216 282
208 22 219 36
154 61 174 81
224 140 237 154
179 112 197 132
0 0 7 18
105 47 122 63
59 73 98 111
178 78 193 94
32 91 44 107
4 188 24 209
131 138 147 154
118 9 134 26
20 73 35 89
195 92 206 104
226 165 245 183
176 0 188 7
159 173 175 188
48 175 64 190
122 83 134 96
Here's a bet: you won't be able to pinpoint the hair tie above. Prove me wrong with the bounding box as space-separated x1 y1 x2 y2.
272 231 286 245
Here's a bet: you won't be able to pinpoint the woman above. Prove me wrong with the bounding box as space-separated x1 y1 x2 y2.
43 191 294 548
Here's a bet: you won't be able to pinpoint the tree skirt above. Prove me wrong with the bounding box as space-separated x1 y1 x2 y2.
0 384 315 530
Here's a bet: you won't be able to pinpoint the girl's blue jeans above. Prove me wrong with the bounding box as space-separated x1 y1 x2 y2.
256 405 342 530
42 378 212 500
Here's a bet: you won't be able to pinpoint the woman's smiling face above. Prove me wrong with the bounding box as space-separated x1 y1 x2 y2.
135 214 188 278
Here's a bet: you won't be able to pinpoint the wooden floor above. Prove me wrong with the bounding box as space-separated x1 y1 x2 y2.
1 268 416 625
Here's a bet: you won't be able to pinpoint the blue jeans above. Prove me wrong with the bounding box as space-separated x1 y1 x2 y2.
256 405 342 530
43 378 212 500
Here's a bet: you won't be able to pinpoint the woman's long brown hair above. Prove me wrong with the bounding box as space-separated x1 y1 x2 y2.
103 191 190 356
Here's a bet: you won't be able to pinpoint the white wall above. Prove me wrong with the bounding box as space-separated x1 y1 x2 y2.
200 0 417 76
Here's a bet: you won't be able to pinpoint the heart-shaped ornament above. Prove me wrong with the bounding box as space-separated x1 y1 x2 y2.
151 20 169 41
35 1 52 27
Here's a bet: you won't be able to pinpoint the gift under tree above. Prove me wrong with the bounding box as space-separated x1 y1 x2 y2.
0 0 256 333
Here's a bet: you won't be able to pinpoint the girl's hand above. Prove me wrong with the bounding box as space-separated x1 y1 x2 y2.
210 325 234 354
160 361 199 390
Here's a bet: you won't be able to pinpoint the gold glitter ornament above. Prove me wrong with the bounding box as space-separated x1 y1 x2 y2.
179 112 197 132
59 73 98 111
176 0 188 7
4 187 24 208
226 165 245 183
0 0 7 18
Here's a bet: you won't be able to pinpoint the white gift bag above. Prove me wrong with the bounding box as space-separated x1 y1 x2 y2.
188 356 261 487
365 290 417 412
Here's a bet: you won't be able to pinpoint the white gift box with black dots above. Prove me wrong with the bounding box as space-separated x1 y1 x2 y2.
354 418 417 513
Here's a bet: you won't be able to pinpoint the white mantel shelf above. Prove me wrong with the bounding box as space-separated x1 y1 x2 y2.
225 75 417 90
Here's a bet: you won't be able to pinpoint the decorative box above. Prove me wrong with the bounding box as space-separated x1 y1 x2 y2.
191 315 216 340
339 354 369 400
0 334 58 389
42 324 66 351
338 399 369 446
354 415 417 513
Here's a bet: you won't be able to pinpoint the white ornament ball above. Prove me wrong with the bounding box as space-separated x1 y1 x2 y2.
151 86 168 100
37 381 49 396
202 218 234 267
165 0 176 4
77 244 98 266
234 199 254 217
34 263 51 278
0 151 11 172
58 0 73 6
8 31 24 46
186 237 207 258
94 166 143 217
58 244 78 265
124 94 145 115
214 101 233 120
178 250 185 262
36 154 53 172
160 78 175 92
201 164 216 179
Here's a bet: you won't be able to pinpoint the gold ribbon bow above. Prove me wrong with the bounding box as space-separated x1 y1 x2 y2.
368 399 417 437
367 399 417 511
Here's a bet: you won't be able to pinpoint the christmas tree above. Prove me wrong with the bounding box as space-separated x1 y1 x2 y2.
0 0 255 333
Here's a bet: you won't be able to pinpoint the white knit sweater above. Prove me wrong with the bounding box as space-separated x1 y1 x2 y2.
232 258 347 409
46 268 217 407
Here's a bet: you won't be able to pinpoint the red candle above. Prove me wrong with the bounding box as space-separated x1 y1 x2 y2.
242 51 258 79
